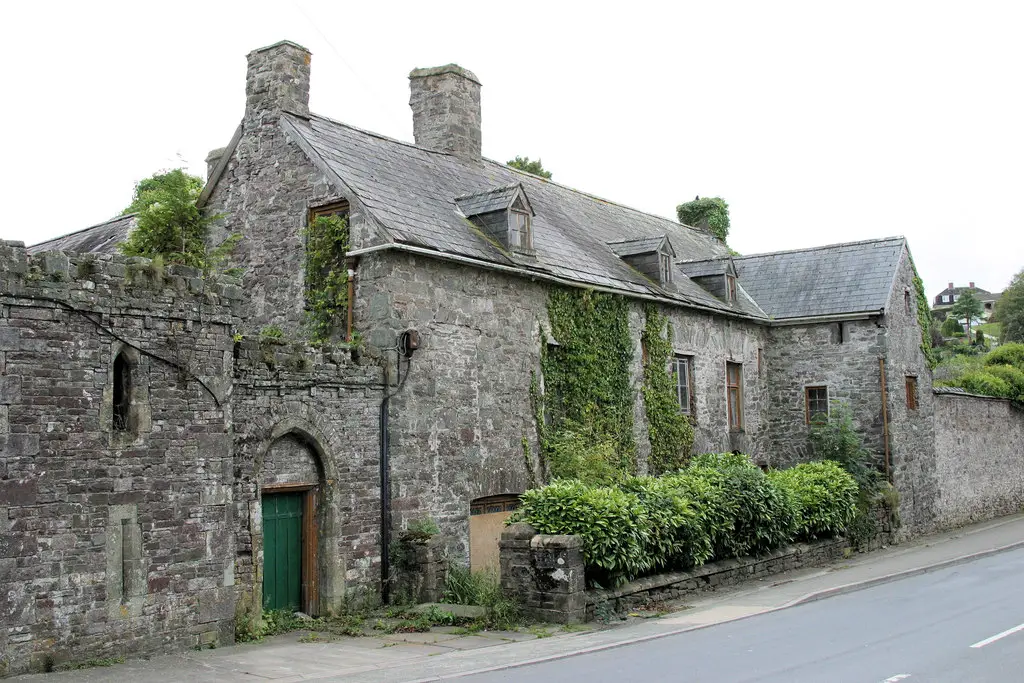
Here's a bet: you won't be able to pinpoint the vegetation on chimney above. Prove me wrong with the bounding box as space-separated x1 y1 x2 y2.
676 196 730 243
118 168 239 273
303 214 350 343
641 305 695 473
531 288 635 483
507 156 552 179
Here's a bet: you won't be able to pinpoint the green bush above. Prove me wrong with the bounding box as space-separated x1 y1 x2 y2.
659 469 737 565
808 405 882 492
513 480 652 587
769 461 858 540
983 365 1024 400
984 342 1024 369
620 476 710 570
956 370 1013 398
940 316 964 336
688 451 757 471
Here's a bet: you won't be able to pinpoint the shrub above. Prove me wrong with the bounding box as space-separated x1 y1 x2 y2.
955 370 1013 398
769 461 858 540
808 405 882 492
513 480 652 587
620 476 711 570
940 316 964 336
694 464 796 557
688 451 757 471
984 343 1024 369
983 365 1024 400
659 469 737 565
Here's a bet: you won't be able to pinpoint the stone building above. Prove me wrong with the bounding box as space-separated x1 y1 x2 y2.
3 39 1001 673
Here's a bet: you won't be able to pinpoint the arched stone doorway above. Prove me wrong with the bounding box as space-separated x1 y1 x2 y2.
260 431 325 615
469 494 521 572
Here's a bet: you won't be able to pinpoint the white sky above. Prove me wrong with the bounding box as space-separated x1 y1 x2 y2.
3 0 1022 300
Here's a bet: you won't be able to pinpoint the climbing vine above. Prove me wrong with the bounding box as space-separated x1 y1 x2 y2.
641 305 694 473
303 214 349 343
910 258 937 369
534 288 636 483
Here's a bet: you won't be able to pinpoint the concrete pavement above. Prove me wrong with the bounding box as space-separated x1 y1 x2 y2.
13 512 1024 683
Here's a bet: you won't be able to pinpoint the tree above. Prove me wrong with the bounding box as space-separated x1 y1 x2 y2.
507 156 552 179
677 196 730 243
994 269 1024 343
118 168 233 270
950 289 985 337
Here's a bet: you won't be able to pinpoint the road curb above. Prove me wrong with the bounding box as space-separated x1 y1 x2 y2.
779 537 1024 609
413 537 1024 682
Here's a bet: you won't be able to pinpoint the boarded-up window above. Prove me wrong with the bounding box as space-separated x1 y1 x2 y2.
469 495 521 572
727 362 743 430
906 376 918 410
805 386 829 424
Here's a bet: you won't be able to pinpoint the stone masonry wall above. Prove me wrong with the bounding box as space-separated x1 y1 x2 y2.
355 250 773 562
231 339 384 617
764 318 886 468
883 249 938 535
0 243 239 675
930 392 1024 530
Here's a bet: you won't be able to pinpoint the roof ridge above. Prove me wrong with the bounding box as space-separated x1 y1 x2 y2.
732 235 906 261
308 112 455 157
30 213 136 249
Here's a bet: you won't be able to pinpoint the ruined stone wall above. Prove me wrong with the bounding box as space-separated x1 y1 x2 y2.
355 250 776 560
764 319 886 468
930 392 1024 530
0 242 239 675
231 339 384 616
883 249 938 535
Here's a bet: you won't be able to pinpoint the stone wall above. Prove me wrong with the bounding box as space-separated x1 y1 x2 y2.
231 338 384 617
499 523 585 624
883 249 937 534
355 250 773 562
930 391 1024 530
0 243 239 675
764 318 886 468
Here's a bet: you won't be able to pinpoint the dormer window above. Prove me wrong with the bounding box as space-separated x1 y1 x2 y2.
608 235 676 286
456 183 536 255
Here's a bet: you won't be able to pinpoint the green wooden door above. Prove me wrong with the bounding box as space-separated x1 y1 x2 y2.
263 493 303 611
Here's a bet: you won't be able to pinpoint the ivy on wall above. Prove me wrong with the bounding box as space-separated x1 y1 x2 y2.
303 215 349 343
641 305 695 473
533 288 636 483
910 258 937 369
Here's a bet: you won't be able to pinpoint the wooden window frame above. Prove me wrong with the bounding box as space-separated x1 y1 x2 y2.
726 275 737 302
509 209 532 251
659 251 673 284
805 385 829 424
308 201 349 223
726 362 743 431
906 376 919 411
671 354 694 415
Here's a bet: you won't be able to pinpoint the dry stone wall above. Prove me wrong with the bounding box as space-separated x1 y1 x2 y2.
0 242 239 675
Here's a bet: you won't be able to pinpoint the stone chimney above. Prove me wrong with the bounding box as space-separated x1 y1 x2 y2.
245 40 311 122
409 65 482 160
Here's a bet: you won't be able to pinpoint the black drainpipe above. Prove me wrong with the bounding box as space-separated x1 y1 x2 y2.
379 373 392 603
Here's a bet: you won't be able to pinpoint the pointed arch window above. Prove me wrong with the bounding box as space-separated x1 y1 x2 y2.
113 351 132 432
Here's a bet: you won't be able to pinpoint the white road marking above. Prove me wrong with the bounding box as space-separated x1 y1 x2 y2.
971 622 1024 649
882 675 911 682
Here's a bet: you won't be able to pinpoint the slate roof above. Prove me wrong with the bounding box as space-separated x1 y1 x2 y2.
730 237 906 320
607 236 673 258
28 214 136 254
455 184 524 217
283 113 755 318
678 257 731 278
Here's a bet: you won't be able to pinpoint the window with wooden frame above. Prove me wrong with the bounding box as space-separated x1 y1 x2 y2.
726 362 743 430
671 354 694 415
906 376 918 410
659 251 673 284
509 209 532 250
805 386 829 424
726 275 737 302
309 201 349 223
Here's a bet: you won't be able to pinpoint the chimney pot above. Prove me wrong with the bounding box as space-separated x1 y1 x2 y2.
409 64 482 160
245 40 311 122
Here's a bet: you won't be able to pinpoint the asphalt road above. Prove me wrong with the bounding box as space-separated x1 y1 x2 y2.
462 545 1024 683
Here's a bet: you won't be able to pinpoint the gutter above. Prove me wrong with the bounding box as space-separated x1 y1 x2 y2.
346 242 766 323
768 310 883 327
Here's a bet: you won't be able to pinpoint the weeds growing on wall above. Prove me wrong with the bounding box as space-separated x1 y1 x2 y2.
303 214 349 343
534 288 636 482
641 305 694 473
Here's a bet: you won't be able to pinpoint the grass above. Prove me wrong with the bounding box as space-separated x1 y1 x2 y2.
442 565 523 630
977 322 1002 338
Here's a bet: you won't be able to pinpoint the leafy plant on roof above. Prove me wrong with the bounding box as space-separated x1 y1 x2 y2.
676 196 730 243
118 168 238 272
507 156 552 179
